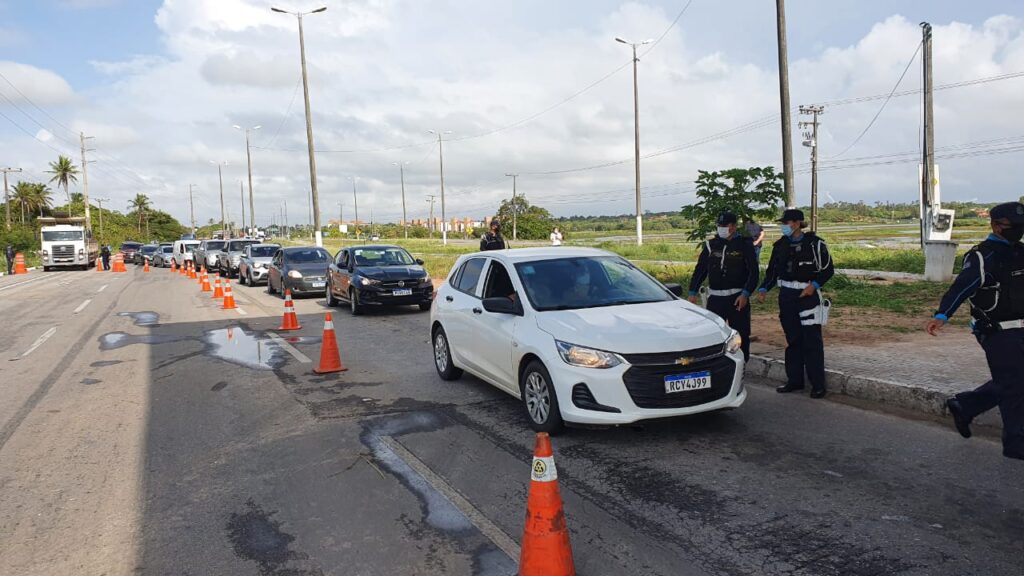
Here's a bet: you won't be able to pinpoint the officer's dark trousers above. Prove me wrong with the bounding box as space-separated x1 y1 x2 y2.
778 287 826 391
102 256 110 271
956 328 1024 460
707 294 751 361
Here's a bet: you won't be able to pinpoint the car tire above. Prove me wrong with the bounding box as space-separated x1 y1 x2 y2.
419 302 431 311
349 288 363 315
432 327 463 381
239 271 246 285
267 277 276 295
247 271 255 287
325 282 337 307
520 360 564 435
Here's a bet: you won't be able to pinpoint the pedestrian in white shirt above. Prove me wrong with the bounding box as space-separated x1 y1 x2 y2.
550 227 563 246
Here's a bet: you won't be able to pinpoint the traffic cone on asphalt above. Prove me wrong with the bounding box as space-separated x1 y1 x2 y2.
278 289 302 331
221 279 237 310
313 312 347 374
170 259 177 273
201 270 212 292
112 254 127 273
96 258 104 272
212 276 224 299
197 265 205 285
13 253 27 274
518 432 575 576
143 259 150 272
189 262 197 279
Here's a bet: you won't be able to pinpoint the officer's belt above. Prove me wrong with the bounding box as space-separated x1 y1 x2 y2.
778 280 810 290
997 319 1024 330
707 288 743 297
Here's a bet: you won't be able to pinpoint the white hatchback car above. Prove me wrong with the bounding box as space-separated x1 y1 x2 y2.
430 247 746 433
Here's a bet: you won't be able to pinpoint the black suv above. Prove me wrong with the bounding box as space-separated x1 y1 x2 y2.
326 245 432 315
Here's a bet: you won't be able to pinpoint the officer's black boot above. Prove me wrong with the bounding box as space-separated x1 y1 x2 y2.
946 398 973 439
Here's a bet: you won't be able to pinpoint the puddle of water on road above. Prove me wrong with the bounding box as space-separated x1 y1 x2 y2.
99 332 188 350
81 378 101 385
90 360 122 367
204 326 284 371
117 311 160 327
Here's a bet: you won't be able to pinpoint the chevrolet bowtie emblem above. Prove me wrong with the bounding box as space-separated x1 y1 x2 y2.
675 357 693 366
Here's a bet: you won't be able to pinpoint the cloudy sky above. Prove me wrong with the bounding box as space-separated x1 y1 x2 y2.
1 0 1023 228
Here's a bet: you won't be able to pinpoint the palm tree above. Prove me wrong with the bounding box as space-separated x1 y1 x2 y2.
128 194 151 234
12 181 34 223
47 156 79 203
30 183 53 217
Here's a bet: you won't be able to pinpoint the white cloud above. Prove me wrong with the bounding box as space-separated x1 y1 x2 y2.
3 2 1024 228
0 61 75 106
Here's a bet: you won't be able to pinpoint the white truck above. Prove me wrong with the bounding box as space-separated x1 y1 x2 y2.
38 217 98 271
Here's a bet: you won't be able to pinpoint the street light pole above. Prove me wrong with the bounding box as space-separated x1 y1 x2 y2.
94 197 110 241
239 180 247 235
2 167 22 231
272 5 326 247
349 176 360 239
615 37 652 247
393 161 410 239
211 161 228 238
188 184 197 234
775 0 796 208
505 173 519 241
233 124 261 235
428 130 452 245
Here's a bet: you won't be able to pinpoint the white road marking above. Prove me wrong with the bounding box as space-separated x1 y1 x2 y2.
17 326 58 359
235 308 248 315
97 284 108 293
73 299 92 314
267 332 311 363
0 272 63 293
379 435 520 561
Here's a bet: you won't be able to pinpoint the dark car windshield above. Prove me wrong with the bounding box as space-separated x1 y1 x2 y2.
285 249 331 263
161 246 173 253
120 242 142 251
228 240 257 251
250 246 279 257
203 241 226 251
514 256 673 312
353 247 416 267
141 245 159 254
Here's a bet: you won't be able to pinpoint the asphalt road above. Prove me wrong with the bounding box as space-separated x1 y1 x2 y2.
0 265 1021 576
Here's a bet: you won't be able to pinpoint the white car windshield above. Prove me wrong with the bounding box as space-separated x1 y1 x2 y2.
204 241 226 251
250 246 279 257
228 240 256 251
514 256 673 311
353 247 415 266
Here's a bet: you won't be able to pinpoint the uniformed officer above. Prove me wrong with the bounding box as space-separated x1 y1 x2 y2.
480 220 506 251
756 209 835 398
925 201 1024 461
687 211 759 360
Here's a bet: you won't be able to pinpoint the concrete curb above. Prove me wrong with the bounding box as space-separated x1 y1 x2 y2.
746 355 1002 429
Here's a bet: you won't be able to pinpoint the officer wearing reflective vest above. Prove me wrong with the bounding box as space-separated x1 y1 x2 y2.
926 201 1024 461
756 209 834 398
687 211 759 360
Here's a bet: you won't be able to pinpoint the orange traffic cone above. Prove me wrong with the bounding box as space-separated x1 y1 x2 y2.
170 259 177 273
278 289 302 331
189 262 197 279
13 252 27 274
201 270 212 292
112 253 127 273
221 279 237 310
96 257 104 272
518 432 575 576
143 258 150 272
212 276 224 299
313 312 347 374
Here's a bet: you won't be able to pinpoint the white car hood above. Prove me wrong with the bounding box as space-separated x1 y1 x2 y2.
535 300 729 354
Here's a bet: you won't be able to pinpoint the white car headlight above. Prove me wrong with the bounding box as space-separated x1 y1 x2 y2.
288 270 303 279
725 330 743 355
360 277 380 286
555 340 623 369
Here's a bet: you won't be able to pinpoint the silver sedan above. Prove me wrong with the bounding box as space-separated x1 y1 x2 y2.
238 243 281 286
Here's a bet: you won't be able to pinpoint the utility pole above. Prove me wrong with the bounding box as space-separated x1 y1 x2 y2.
337 201 343 233
211 161 227 238
239 180 247 236
272 6 327 246
233 125 261 235
350 176 360 239
775 0 796 208
505 173 519 241
426 195 437 239
95 197 110 241
188 184 197 234
799 105 824 232
2 167 22 231
615 37 652 246
394 161 409 239
428 130 452 245
284 200 289 239
921 21 935 248
80 132 95 231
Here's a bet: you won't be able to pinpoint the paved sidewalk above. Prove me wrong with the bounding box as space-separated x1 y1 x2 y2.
747 328 1001 429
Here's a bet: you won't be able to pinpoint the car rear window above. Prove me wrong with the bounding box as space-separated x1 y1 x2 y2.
286 249 331 263
454 258 486 295
204 241 226 251
250 246 279 257
120 242 142 250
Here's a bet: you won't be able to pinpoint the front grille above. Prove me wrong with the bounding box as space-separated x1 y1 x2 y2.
621 342 725 366
381 280 419 288
53 245 75 258
623 355 736 409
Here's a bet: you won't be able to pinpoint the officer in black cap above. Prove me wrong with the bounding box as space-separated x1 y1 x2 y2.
688 211 759 360
756 208 835 398
926 201 1024 461
480 219 506 251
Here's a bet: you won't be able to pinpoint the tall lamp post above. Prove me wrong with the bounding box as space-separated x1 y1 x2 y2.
505 173 519 241
615 36 652 247
232 124 261 235
210 161 228 238
348 175 360 239
427 130 452 245
272 4 326 247
393 161 410 239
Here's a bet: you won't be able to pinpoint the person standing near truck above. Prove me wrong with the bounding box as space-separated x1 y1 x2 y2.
5 244 13 275
101 244 111 271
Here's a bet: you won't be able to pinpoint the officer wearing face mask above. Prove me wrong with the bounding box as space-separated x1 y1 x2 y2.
756 209 834 398
688 212 759 361
926 202 1024 461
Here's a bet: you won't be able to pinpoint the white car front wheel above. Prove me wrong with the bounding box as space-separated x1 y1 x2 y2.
520 360 564 434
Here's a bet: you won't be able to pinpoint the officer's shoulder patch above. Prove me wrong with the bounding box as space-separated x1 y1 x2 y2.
962 258 972 270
